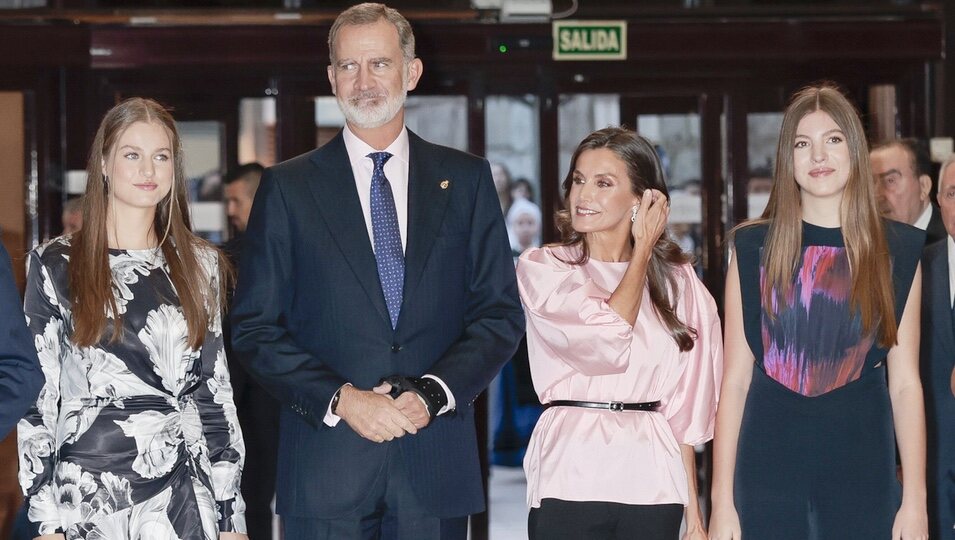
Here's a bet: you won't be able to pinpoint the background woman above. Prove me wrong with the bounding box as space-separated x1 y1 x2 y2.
517 127 722 540
709 84 928 540
17 98 247 540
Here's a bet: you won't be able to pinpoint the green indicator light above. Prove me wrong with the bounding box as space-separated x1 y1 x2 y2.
498 44 508 53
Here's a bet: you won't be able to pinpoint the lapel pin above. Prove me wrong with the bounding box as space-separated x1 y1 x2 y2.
440 179 450 190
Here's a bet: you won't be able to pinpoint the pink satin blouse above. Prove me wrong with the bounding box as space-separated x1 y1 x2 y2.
517 245 723 508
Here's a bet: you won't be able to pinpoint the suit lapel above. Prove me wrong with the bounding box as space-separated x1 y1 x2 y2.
306 133 391 326
402 131 452 305
928 243 955 357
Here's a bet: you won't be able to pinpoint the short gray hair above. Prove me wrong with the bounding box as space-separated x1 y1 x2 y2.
328 3 416 65
938 156 955 195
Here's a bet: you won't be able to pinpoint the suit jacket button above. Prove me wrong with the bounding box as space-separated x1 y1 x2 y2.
391 344 401 353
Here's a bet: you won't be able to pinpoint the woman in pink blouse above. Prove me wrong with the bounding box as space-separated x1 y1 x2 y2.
516 127 722 540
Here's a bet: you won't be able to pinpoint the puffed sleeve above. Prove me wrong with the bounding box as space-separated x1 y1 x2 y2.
18 249 67 537
661 264 723 446
193 251 247 533
516 246 633 377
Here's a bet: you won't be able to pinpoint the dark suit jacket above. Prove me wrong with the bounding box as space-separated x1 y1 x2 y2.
221 233 280 538
0 242 43 439
926 204 947 246
920 239 955 538
230 130 524 519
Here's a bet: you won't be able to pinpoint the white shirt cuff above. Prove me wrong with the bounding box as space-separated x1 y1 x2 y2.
323 383 352 427
422 374 455 415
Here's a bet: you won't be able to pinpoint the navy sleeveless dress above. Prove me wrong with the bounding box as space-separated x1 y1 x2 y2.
733 220 923 540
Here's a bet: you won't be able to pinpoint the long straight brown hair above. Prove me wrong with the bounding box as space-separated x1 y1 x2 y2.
554 127 697 352
742 83 897 348
69 97 232 349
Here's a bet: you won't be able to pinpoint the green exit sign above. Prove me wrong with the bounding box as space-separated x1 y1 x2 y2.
553 20 627 61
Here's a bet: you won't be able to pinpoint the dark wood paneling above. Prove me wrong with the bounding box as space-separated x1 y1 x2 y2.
0 25 89 67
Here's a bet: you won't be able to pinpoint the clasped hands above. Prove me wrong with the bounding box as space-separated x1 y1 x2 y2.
336 376 441 443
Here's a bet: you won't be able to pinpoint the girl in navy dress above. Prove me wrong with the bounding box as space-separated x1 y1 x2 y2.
709 84 928 540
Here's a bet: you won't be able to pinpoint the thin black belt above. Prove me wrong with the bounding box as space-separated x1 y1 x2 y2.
543 399 661 412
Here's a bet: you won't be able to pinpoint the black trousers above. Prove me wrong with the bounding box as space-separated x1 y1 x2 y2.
281 447 468 540
528 498 683 540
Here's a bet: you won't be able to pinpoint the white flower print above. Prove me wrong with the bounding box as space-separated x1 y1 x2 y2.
18 237 247 537
27 484 61 535
17 421 55 490
128 487 182 540
56 461 98 528
138 305 200 396
86 507 132 540
114 410 181 479
59 346 91 401
196 248 220 333
209 349 244 452
192 478 219 540
109 250 160 317
33 318 64 431
180 398 205 464
210 461 242 502
60 345 162 446
87 486 182 540
87 347 163 401
89 471 133 516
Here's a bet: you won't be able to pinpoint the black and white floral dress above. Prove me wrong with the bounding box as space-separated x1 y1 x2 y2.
17 237 246 539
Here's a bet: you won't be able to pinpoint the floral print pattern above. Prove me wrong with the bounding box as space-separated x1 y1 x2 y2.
16 237 245 539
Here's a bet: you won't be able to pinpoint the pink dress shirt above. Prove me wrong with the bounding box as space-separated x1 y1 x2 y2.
517 245 723 508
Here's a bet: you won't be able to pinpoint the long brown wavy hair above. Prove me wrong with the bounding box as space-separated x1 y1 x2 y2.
554 127 697 351
69 97 232 349
738 83 897 348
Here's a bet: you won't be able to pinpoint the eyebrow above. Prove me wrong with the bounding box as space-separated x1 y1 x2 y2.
119 144 171 153
337 56 393 66
574 170 617 179
795 128 845 138
876 168 903 180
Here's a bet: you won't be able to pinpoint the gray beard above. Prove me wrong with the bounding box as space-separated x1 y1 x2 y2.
338 89 407 129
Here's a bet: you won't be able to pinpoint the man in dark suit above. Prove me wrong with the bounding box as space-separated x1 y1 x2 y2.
921 157 955 539
221 162 279 540
230 3 524 539
0 241 43 439
871 138 948 245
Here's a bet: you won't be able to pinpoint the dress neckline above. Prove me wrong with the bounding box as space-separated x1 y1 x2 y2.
802 220 844 247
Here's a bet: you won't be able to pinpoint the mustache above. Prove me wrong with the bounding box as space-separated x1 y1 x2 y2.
349 91 386 104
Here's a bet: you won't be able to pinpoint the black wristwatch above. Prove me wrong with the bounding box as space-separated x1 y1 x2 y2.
330 386 344 414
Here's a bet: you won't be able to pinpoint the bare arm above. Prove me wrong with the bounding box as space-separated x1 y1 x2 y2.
681 444 707 539
888 264 928 540
608 189 669 324
708 255 753 540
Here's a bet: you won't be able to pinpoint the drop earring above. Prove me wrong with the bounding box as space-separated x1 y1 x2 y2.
103 175 109 194
630 205 638 223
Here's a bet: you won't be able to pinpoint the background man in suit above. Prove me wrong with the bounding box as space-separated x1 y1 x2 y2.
221 162 279 540
222 162 264 263
921 157 955 539
0 240 43 439
230 3 524 539
871 138 948 244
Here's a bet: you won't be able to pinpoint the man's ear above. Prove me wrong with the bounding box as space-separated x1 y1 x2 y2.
919 173 933 202
405 58 423 91
327 64 337 96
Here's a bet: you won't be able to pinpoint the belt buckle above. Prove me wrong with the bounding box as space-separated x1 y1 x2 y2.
609 401 624 412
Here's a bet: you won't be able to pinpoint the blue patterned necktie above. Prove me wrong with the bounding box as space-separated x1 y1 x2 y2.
368 151 404 329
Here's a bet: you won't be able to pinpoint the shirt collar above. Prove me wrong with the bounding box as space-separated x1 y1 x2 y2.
913 203 933 230
342 124 410 168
